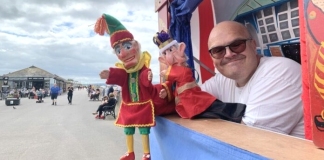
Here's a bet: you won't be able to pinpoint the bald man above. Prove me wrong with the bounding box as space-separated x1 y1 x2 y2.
201 21 304 138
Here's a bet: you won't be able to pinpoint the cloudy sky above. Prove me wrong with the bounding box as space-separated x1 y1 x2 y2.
0 0 162 84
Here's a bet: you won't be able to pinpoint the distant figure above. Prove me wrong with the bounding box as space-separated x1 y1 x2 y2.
88 85 92 97
102 87 106 97
89 89 100 100
107 85 114 97
36 89 43 103
50 84 60 105
67 87 74 105
92 93 117 119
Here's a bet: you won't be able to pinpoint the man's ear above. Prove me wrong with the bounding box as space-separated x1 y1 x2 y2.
251 39 256 48
179 42 186 54
158 57 167 65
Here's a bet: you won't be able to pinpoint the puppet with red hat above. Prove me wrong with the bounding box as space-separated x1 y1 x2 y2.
95 14 175 160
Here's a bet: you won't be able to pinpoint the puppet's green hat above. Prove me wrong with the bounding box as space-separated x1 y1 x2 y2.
94 13 134 47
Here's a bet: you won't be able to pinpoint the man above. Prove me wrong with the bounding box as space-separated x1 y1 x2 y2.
50 83 60 105
67 87 73 105
200 21 304 138
95 13 174 160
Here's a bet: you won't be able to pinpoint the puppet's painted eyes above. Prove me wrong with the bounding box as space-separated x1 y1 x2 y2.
114 41 133 55
114 46 121 54
122 41 132 50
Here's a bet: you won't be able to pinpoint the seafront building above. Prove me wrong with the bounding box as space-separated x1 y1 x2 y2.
0 66 72 93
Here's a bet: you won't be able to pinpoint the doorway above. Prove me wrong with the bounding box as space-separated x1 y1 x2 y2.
32 81 44 90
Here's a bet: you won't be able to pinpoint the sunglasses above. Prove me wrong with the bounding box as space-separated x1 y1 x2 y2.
209 38 252 59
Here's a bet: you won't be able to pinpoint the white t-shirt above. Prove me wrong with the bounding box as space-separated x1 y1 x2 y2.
201 57 304 138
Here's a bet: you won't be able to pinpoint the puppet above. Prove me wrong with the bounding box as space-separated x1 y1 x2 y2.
95 14 174 160
153 30 246 122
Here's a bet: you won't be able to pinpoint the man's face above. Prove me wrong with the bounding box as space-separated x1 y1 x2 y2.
114 40 140 69
208 23 259 83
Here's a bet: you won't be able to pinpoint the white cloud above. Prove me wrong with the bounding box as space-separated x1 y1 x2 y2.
0 0 162 84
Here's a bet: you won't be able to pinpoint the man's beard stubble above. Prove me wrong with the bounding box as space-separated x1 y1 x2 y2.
220 54 246 66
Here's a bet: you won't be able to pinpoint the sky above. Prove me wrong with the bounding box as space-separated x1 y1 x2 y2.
0 0 162 84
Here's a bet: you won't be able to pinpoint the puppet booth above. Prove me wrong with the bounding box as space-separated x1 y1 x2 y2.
151 0 324 159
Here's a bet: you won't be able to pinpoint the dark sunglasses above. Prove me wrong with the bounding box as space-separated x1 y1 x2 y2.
209 38 252 59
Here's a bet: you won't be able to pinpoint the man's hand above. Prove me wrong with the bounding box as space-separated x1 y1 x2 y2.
148 71 153 81
99 70 110 79
159 89 167 99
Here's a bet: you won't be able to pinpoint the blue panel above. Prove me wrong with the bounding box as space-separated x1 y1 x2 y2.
263 49 271 57
150 116 270 160
257 49 262 55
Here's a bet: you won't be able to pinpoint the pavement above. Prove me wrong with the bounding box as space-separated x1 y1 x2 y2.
0 89 143 160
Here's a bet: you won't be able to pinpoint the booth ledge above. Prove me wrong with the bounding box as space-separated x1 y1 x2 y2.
150 115 324 160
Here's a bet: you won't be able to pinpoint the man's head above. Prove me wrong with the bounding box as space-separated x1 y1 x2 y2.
109 93 115 98
208 21 260 86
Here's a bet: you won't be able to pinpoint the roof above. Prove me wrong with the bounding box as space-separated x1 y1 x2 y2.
4 65 57 79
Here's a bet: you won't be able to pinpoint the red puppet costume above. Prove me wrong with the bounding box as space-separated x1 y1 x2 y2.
163 65 215 118
108 58 157 126
153 31 246 122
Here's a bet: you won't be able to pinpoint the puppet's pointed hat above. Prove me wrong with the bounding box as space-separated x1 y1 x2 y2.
153 30 178 54
94 13 134 47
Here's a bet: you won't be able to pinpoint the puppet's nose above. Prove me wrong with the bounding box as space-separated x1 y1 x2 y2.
119 49 128 58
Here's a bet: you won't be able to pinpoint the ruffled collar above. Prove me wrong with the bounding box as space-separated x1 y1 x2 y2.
115 51 151 73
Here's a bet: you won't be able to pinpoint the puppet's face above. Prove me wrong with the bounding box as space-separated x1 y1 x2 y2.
160 43 186 66
161 45 177 65
114 40 140 69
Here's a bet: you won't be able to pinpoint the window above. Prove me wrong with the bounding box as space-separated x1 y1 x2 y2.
258 20 264 26
281 30 291 40
265 17 274 24
293 28 300 37
263 8 273 16
255 1 300 46
262 35 269 43
291 10 298 18
276 0 300 41
290 0 298 9
280 21 289 29
256 7 279 44
291 18 299 27
260 27 266 33
269 33 279 42
267 25 276 32
279 13 288 21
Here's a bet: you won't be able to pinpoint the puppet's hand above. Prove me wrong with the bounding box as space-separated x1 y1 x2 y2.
159 88 167 99
148 71 153 81
99 70 110 79
160 70 167 78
